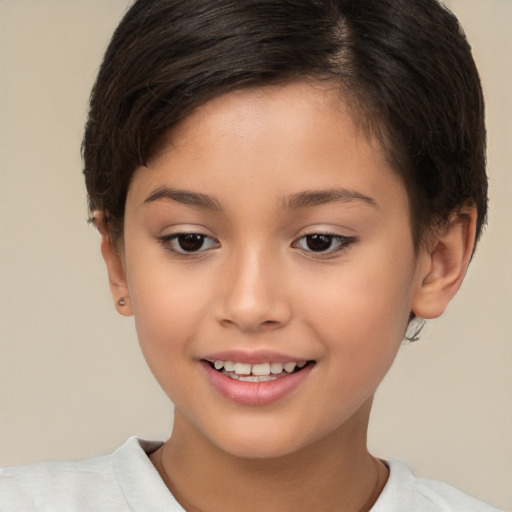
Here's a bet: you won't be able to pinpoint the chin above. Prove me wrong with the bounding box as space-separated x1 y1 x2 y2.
217 435 304 460
200 419 322 460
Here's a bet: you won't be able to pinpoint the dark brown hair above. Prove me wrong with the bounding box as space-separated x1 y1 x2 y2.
83 0 487 248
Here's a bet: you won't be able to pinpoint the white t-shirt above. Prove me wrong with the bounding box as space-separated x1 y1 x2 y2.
0 437 502 511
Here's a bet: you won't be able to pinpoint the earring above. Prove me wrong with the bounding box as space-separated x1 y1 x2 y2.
118 297 127 307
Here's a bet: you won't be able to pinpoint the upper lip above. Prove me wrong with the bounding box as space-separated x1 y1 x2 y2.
202 350 311 365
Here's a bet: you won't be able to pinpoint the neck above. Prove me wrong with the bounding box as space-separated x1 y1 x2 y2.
151 401 387 512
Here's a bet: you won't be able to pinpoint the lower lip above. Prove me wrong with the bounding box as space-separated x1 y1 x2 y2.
201 361 314 406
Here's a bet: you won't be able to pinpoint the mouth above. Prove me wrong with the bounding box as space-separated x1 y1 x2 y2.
204 359 316 382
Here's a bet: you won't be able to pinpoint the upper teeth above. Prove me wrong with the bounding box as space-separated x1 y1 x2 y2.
213 360 307 376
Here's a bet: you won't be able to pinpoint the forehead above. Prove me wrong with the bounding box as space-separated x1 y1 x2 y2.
130 81 406 215
168 82 369 150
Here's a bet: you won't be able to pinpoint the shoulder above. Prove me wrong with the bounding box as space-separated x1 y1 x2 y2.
0 452 119 512
0 437 177 512
371 460 504 512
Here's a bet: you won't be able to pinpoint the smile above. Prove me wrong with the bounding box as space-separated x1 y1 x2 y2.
207 360 311 382
202 357 316 405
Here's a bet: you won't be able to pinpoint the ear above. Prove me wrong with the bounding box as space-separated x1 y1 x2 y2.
412 207 477 319
95 213 133 317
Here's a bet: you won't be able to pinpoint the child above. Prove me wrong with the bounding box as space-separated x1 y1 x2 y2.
0 0 502 510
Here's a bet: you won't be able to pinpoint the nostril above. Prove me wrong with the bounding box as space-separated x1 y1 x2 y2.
218 316 286 332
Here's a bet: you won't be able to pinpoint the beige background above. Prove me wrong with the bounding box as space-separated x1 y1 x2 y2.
0 0 510 509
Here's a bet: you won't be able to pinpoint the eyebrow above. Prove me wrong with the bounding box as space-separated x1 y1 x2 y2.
143 185 377 212
144 186 223 211
284 188 378 210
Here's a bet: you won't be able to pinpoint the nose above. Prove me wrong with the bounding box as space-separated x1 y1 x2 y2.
215 248 292 333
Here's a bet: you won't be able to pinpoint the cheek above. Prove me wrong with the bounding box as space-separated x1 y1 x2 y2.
297 245 417 380
302 279 409 425
124 253 212 381
301 260 414 343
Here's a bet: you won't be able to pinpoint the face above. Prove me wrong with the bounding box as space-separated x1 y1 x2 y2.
118 82 429 458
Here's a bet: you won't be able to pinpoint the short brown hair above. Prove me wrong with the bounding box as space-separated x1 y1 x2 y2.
83 0 487 248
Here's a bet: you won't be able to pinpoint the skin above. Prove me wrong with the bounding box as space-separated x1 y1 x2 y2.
99 81 476 512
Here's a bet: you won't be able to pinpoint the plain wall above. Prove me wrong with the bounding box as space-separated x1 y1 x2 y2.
0 1 510 509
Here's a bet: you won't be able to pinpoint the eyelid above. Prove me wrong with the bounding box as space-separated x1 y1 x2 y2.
292 232 357 257
155 223 217 244
158 231 220 257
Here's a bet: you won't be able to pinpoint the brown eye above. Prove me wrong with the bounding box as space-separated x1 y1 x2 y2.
159 233 220 254
305 234 334 252
293 233 356 255
177 234 206 252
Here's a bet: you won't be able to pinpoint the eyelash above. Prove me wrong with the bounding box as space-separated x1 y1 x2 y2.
158 233 220 257
292 233 356 256
158 232 356 257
